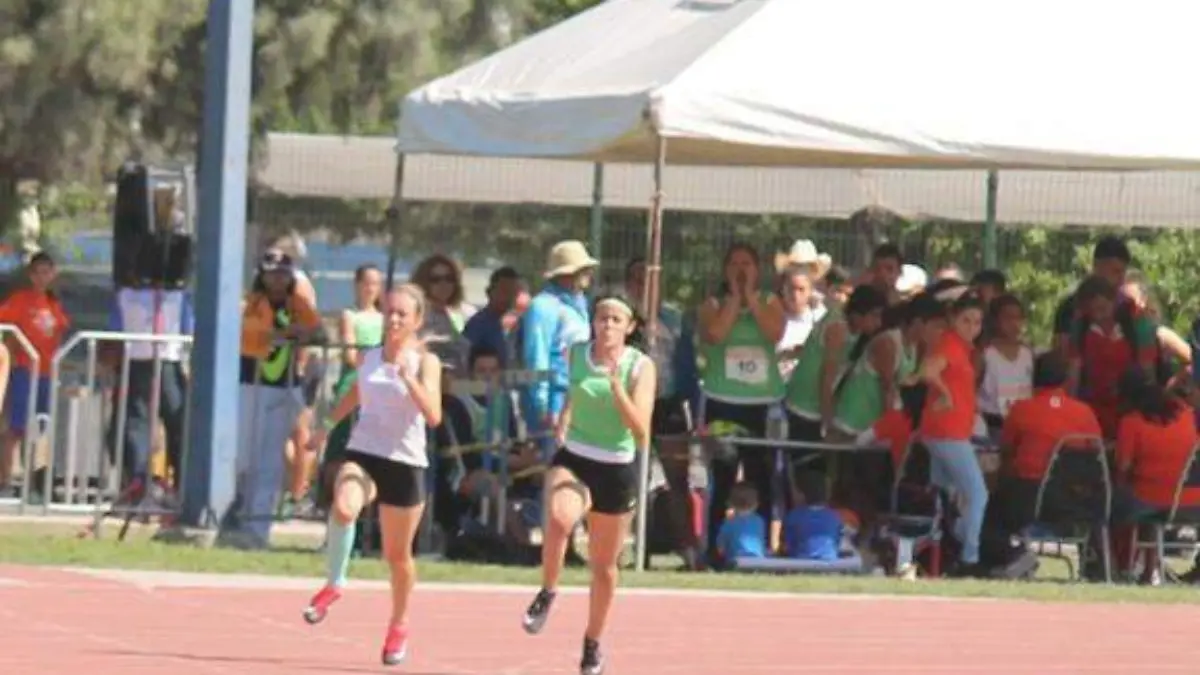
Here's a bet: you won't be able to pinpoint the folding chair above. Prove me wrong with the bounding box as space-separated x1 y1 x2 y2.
879 437 944 579
1131 442 1200 584
1020 434 1112 583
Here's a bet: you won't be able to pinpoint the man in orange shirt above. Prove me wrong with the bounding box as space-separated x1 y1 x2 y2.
979 352 1102 568
0 253 70 497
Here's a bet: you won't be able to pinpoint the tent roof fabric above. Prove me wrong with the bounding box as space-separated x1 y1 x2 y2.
398 0 1200 170
261 133 1200 228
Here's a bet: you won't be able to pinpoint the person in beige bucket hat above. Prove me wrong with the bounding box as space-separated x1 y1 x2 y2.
520 240 599 444
543 240 600 280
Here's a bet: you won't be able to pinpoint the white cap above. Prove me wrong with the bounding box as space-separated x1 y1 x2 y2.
895 264 928 295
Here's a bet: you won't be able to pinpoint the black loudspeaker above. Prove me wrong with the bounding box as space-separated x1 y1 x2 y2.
112 162 194 289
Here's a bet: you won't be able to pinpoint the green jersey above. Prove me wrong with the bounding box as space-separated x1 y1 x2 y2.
564 343 646 463
785 310 853 420
699 294 784 404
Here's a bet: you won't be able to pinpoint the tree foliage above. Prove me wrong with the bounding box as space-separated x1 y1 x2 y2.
6 0 1200 344
0 0 595 230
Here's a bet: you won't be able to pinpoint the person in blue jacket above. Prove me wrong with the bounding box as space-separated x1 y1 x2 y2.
521 241 598 447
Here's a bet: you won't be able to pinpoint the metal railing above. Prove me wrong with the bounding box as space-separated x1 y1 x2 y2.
44 331 195 521
0 324 40 515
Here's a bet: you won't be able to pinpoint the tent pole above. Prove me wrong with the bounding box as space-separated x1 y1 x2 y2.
589 163 604 292
635 136 667 573
385 153 407 291
982 170 999 269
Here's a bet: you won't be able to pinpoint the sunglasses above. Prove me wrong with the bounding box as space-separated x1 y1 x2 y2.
429 273 455 284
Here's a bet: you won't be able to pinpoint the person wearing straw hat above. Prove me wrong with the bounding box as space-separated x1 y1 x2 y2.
774 239 832 282
521 241 598 442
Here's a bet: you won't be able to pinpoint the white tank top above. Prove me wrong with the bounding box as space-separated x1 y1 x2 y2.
978 344 1034 417
346 347 429 467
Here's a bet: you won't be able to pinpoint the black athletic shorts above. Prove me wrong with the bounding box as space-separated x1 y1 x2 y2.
343 449 426 508
551 448 639 516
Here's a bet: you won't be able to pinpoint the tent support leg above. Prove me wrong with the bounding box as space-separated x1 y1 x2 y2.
635 136 668 573
589 163 605 291
385 153 407 290
983 170 999 269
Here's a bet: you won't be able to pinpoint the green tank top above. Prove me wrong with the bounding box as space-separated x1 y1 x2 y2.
351 308 384 347
831 329 906 433
334 308 385 397
565 343 644 460
785 311 853 419
699 294 784 404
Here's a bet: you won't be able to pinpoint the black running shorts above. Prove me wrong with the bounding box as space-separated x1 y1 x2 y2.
551 448 639 516
343 449 426 508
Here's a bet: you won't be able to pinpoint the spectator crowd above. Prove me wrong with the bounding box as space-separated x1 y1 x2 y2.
1 231 1199 584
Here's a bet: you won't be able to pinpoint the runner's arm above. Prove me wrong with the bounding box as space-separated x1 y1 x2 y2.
405 352 443 427
613 357 657 449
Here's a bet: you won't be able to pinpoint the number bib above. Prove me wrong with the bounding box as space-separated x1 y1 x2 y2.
725 346 769 386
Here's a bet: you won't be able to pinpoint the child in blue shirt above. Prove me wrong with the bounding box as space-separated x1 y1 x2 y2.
784 470 844 562
716 482 767 565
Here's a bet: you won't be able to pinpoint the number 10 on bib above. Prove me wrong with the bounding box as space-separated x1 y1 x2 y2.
725 346 768 386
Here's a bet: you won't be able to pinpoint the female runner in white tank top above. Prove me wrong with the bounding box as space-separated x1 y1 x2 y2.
301 284 443 667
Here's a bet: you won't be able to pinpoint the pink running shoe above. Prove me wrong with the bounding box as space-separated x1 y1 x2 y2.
381 624 409 666
302 585 342 625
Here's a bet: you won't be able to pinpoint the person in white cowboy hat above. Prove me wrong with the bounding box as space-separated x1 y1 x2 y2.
774 239 832 280
520 240 599 440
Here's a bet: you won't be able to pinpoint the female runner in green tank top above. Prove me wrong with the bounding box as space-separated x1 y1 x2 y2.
696 243 786 557
784 285 889 461
320 264 383 501
520 295 657 675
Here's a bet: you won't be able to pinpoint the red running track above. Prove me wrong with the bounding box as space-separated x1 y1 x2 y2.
1 565 1198 674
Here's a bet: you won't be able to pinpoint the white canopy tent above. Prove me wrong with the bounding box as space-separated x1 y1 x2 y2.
400 0 1200 170
396 0 1200 570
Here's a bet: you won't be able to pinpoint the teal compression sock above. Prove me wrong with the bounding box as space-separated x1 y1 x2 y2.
325 517 356 588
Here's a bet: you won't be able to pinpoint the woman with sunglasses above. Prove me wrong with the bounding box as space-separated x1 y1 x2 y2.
301 285 442 667
414 254 476 373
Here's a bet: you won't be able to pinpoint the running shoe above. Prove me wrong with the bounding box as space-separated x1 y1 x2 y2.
521 588 556 635
302 585 342 625
580 637 605 675
381 624 409 666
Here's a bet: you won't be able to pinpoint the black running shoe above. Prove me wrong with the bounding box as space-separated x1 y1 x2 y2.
522 588 556 635
580 637 604 675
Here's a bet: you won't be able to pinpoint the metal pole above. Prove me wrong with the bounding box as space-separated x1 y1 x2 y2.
181 0 254 528
588 163 604 291
983 170 1000 269
385 153 406 291
634 136 667 573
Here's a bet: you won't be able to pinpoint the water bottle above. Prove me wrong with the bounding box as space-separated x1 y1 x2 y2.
766 404 788 442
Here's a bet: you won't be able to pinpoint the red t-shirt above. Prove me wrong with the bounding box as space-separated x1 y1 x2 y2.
1001 388 1103 482
0 289 70 375
1115 407 1200 509
872 409 913 468
920 331 977 441
1068 315 1156 438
